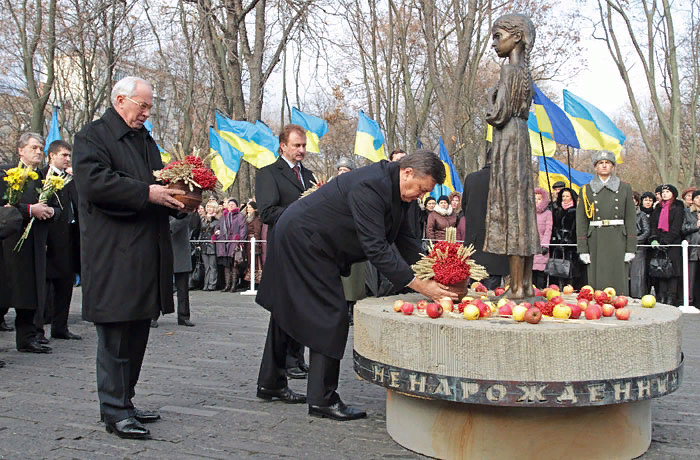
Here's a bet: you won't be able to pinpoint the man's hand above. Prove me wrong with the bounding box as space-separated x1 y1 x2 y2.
31 203 54 220
408 277 459 301
624 252 635 263
148 185 185 210
579 253 591 264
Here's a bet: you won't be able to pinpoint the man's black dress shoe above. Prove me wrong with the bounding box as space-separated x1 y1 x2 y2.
256 386 307 404
105 417 151 439
0 320 14 332
134 409 161 423
298 362 310 373
18 342 52 354
36 334 49 345
0 359 5 368
150 319 158 328
52 331 82 340
178 319 195 327
285 366 307 379
309 400 367 421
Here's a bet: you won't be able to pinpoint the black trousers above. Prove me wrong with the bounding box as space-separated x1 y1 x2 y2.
257 317 340 406
14 308 36 349
47 276 75 336
95 320 151 423
174 272 191 319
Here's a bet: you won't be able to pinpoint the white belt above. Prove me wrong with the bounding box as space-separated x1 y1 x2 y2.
590 219 624 227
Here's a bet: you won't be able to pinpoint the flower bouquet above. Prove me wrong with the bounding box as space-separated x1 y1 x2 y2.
3 162 39 205
14 170 70 252
153 145 217 212
411 227 489 297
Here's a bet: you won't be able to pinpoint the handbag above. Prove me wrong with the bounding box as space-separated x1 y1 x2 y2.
649 247 674 279
545 248 573 278
189 249 204 289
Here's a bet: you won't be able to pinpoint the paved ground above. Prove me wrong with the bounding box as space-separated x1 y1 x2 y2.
0 288 698 459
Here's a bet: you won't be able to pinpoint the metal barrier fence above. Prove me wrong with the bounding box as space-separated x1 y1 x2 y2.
189 238 700 313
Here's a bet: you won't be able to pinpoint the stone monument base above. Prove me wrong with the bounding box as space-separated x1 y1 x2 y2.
386 390 651 460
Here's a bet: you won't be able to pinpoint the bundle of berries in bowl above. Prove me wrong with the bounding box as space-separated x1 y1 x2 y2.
153 145 218 212
411 227 489 298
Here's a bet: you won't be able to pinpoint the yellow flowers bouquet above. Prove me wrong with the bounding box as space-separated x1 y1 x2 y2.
3 162 39 205
14 170 70 252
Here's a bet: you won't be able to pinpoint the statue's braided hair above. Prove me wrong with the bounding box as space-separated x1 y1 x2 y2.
493 14 536 112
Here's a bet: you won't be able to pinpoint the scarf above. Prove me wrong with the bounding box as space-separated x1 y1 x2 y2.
658 200 671 232
640 205 653 216
561 200 574 210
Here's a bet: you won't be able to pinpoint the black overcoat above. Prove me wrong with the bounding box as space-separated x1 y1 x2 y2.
461 165 510 276
170 215 192 274
648 199 685 278
0 165 59 310
255 156 315 231
45 167 78 279
73 108 175 323
256 161 422 360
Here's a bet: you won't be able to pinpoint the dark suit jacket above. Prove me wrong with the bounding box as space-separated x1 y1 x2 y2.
461 165 509 276
256 160 422 359
45 167 78 279
255 156 315 231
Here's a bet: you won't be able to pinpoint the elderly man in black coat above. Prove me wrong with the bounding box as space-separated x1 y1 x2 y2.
0 200 24 368
73 76 185 440
255 124 316 379
255 150 457 421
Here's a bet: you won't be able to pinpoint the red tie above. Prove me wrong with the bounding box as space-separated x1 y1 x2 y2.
294 164 303 185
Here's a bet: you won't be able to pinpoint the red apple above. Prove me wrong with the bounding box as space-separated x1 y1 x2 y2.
594 290 610 305
585 305 602 320
534 288 542 297
577 300 589 311
568 303 581 319
612 296 629 309
474 283 488 293
615 307 631 320
426 303 443 318
494 287 506 296
401 303 414 315
417 299 429 310
549 284 560 291
551 295 565 305
601 303 615 317
439 297 454 313
393 299 404 312
498 304 513 316
524 307 542 324
477 302 491 318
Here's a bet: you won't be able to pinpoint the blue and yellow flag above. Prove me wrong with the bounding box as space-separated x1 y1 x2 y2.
215 111 278 169
291 107 328 155
533 85 580 149
45 106 61 156
209 127 242 191
563 90 625 163
430 139 462 199
144 120 171 163
538 157 593 195
486 112 556 156
354 110 386 162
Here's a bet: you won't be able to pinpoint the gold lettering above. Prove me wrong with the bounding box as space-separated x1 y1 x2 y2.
389 371 400 388
486 384 507 402
637 379 651 398
556 385 578 404
459 381 480 401
588 384 606 403
614 382 631 401
433 378 452 397
516 385 548 403
372 365 384 384
409 373 426 393
655 376 667 393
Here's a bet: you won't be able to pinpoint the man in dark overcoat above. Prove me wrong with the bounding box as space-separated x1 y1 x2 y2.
2 132 58 354
460 158 510 290
43 140 82 340
73 76 185 440
0 200 24 367
170 214 195 326
255 124 316 379
255 151 457 421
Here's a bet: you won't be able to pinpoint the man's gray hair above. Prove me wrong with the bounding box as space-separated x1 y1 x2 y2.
111 76 152 106
399 149 446 184
17 132 44 150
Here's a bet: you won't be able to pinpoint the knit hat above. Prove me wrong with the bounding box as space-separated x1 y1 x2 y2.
693 190 700 200
437 195 449 204
592 150 616 167
655 185 663 194
423 196 436 207
640 191 655 202
552 181 566 189
660 184 679 200
336 158 355 171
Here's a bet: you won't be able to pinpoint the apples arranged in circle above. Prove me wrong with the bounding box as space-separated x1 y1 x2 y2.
401 302 414 315
426 303 443 318
524 307 542 324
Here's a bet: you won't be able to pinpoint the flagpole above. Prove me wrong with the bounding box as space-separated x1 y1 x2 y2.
539 132 552 195
566 146 572 185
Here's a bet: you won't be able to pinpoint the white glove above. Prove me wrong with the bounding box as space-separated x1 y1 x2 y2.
579 253 591 264
624 252 635 263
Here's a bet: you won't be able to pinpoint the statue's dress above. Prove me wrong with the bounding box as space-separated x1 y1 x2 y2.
483 63 540 256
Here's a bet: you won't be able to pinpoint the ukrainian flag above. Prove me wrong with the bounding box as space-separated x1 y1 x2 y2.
354 110 386 162
215 111 278 169
430 138 462 199
563 90 625 163
291 107 328 155
538 157 594 195
144 120 171 164
532 85 581 149
486 112 556 156
45 106 61 156
209 127 242 191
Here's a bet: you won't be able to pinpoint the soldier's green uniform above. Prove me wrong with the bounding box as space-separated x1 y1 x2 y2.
576 154 636 295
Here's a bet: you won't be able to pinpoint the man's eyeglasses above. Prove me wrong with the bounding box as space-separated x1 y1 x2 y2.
124 96 153 112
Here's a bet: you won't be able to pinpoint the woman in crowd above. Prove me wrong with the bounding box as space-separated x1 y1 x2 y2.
630 192 651 298
640 191 655 217
214 198 248 292
449 191 463 222
420 196 436 241
199 200 220 291
648 184 685 306
549 187 582 288
532 188 552 289
682 190 700 306
427 195 457 241
682 187 697 208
